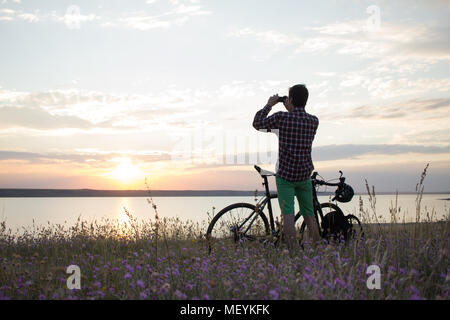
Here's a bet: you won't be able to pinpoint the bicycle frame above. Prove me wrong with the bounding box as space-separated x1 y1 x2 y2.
256 174 328 236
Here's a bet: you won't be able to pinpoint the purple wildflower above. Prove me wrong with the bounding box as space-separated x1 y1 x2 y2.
137 280 145 288
269 289 279 300
175 290 187 299
335 278 346 287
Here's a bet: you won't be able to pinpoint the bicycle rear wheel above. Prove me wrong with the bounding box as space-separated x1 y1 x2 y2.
206 203 270 251
298 202 345 243
298 204 364 244
346 214 364 240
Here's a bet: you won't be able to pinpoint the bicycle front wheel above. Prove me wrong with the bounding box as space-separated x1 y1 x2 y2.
206 203 270 248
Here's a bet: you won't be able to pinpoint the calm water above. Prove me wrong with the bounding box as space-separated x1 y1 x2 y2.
0 194 449 232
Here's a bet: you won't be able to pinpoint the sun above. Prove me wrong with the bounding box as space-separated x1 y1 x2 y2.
109 157 141 185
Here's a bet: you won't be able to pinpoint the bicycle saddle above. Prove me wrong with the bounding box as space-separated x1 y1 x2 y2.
254 165 276 177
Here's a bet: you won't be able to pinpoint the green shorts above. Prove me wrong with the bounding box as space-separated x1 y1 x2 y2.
275 176 314 217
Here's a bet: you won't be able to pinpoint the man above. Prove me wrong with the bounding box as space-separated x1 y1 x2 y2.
252 84 321 249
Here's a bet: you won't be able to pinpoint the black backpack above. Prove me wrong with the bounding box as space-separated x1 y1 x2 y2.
321 210 351 242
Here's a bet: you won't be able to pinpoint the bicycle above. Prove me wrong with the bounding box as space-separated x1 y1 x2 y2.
206 165 364 252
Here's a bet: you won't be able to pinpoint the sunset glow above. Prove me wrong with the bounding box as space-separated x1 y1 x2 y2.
107 157 141 185
0 1 448 193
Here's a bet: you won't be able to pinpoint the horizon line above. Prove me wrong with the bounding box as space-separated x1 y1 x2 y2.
0 188 449 197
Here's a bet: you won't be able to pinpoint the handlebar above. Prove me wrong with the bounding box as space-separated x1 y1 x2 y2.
311 171 346 187
255 166 347 188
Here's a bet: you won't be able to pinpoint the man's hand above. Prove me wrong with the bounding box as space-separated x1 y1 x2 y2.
266 94 280 108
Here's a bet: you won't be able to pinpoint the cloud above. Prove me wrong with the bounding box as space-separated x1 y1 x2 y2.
312 144 450 161
229 18 450 68
320 98 450 122
0 0 210 30
0 106 95 130
0 150 171 165
0 87 206 131
391 128 450 146
227 28 292 45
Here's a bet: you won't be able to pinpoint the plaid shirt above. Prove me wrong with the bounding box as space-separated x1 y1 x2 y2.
253 104 319 182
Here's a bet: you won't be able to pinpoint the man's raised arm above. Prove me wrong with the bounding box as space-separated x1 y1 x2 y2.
253 95 282 130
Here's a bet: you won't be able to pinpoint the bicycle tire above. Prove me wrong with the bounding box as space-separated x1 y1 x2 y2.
346 214 364 240
206 202 270 250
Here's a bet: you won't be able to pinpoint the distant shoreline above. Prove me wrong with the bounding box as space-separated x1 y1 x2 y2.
0 189 449 198
0 189 325 197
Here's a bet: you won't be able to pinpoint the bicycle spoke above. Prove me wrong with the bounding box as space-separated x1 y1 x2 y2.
208 205 268 241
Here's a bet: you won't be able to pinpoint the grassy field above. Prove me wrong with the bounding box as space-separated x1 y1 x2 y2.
0 205 448 300
0 168 449 300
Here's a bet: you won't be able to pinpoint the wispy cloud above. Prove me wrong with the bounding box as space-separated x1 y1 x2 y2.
0 150 170 166
0 106 95 130
0 0 211 30
319 98 450 122
312 144 450 161
0 87 206 131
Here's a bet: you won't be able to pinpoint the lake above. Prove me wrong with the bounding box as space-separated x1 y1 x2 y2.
0 194 449 233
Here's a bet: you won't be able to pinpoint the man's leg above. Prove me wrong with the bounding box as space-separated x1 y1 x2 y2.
275 176 298 250
295 179 321 244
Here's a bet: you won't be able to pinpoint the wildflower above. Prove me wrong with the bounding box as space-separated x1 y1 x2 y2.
335 278 346 288
124 273 132 280
202 294 210 300
409 285 421 299
269 289 279 300
140 292 147 299
175 289 187 299
323 280 333 288
126 264 134 273
137 280 145 288
160 283 170 294
409 269 419 277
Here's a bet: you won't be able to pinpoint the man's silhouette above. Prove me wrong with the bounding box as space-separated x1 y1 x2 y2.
253 84 321 249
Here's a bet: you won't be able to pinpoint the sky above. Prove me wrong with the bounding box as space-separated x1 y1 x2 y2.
0 0 449 193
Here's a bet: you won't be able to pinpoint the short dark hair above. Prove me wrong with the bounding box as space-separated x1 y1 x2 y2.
289 84 309 108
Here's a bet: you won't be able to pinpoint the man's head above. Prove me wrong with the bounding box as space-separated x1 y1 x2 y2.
285 84 308 112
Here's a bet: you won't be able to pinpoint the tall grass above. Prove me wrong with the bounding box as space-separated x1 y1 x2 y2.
0 165 448 300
